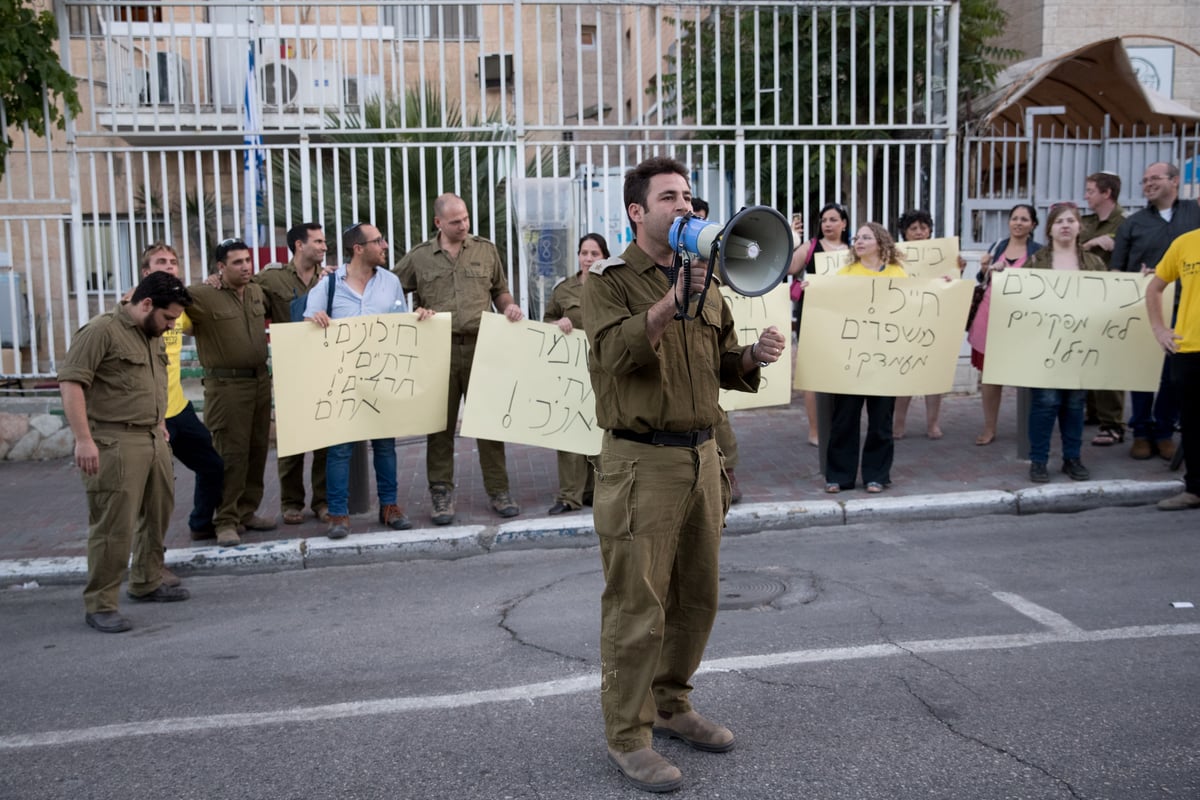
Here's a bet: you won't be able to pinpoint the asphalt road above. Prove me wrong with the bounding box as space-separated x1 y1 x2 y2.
2 507 1198 800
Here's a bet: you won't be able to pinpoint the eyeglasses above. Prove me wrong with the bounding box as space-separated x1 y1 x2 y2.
1142 174 1170 184
361 236 385 246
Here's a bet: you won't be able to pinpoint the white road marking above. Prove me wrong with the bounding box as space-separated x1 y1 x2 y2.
992 591 1083 633
3 619 1198 751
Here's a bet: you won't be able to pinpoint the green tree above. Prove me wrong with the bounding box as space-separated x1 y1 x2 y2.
0 0 81 178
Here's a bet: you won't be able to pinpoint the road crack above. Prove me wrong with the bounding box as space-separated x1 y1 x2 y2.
497 570 593 665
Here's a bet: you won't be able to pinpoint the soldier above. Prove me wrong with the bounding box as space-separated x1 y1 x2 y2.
395 193 525 525
583 157 786 792
253 222 330 525
59 271 193 633
1079 172 1127 447
187 238 275 547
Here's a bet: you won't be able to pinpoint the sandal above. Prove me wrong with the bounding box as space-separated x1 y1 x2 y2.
865 482 884 494
824 483 841 494
282 509 305 525
1091 427 1124 447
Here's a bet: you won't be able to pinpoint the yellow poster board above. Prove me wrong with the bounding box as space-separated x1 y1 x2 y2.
812 250 845 276
269 314 451 457
794 275 973 395
897 237 962 280
719 283 794 410
460 313 602 456
981 270 1173 390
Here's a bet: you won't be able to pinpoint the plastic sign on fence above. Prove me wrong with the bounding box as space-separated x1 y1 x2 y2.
719 283 793 410
981 270 1173 390
460 313 602 456
269 313 452 457
794 275 973 395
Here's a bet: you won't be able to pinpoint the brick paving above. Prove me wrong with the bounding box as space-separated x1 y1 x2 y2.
0 388 1180 562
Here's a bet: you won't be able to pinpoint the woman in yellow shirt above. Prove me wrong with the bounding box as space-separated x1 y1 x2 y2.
825 222 907 493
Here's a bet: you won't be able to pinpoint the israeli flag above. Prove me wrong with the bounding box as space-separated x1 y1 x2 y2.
242 41 265 245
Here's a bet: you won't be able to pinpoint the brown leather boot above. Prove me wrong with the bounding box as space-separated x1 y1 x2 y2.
606 747 683 793
652 709 735 753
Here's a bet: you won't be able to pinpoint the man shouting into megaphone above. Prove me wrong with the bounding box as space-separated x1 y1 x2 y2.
582 156 787 793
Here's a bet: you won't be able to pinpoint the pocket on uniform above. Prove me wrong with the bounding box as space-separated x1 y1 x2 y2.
82 435 124 494
592 456 636 539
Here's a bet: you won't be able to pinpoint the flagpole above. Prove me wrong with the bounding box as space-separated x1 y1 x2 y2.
242 22 265 262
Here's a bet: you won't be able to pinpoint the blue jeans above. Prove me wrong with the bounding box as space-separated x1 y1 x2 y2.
1028 388 1085 464
325 438 398 516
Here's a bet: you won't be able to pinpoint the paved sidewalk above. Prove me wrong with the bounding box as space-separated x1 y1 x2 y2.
0 388 1184 583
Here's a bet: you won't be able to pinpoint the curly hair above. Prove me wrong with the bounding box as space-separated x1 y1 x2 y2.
845 221 903 268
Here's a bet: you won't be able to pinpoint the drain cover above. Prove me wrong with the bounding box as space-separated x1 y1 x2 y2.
718 571 788 610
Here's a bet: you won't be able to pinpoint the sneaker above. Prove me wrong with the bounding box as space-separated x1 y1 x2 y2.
128 584 190 602
1157 491 1200 511
379 504 412 530
216 526 241 547
653 709 736 753
1130 438 1154 460
242 514 278 531
430 483 455 526
282 508 305 525
326 515 351 540
189 522 216 541
1062 458 1090 481
1029 462 1050 483
606 747 683 793
489 491 520 518
85 611 132 633
726 470 743 504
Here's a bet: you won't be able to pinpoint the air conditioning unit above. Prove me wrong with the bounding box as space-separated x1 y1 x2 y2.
343 74 384 106
140 52 191 105
259 60 340 108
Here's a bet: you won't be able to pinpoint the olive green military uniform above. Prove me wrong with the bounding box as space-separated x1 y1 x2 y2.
58 305 174 614
543 273 595 509
394 234 512 494
253 261 327 517
583 243 760 753
1081 205 1128 434
186 282 272 531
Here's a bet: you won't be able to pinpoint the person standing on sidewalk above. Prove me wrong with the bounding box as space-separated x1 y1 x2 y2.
1147 227 1200 511
1080 172 1127 447
138 243 223 576
253 222 330 526
395 193 525 526
583 156 786 792
59 271 193 633
305 222 433 539
187 239 276 547
1111 162 1200 461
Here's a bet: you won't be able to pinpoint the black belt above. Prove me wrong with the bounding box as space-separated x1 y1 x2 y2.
91 421 156 432
204 367 263 379
612 428 713 448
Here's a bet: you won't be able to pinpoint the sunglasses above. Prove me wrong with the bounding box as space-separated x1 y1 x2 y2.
1048 201 1079 213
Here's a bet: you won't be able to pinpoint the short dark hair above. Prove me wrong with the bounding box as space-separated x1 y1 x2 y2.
131 270 192 309
624 156 690 237
690 197 710 217
215 237 250 264
1086 172 1121 202
897 209 934 239
342 221 374 259
286 222 323 254
579 233 611 259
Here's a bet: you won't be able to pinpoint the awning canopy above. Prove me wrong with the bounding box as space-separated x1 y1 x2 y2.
977 37 1200 132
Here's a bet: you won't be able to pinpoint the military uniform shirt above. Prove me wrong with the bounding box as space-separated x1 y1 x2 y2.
543 273 585 329
1079 205 1126 269
185 283 269 369
394 234 508 336
583 242 759 433
58 304 167 426
253 259 323 324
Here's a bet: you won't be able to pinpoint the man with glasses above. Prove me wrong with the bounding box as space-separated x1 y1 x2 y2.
187 238 275 547
1111 162 1200 461
303 222 433 539
395 193 525 525
253 222 330 526
59 271 194 632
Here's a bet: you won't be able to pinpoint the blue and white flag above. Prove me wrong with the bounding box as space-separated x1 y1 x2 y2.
242 40 266 245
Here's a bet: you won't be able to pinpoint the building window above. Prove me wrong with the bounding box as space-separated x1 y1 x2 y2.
384 5 480 40
69 219 163 295
580 25 597 49
66 7 103 37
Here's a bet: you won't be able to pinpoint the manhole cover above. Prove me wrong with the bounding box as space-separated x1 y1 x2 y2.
718 571 788 610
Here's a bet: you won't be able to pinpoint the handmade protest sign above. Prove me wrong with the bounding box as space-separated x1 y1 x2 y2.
460 313 602 456
719 283 793 410
812 250 844 276
269 313 451 457
981 270 1173 390
794 275 973 395
897 237 962 280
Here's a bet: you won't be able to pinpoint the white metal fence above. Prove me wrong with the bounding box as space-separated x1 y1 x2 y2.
2 0 960 379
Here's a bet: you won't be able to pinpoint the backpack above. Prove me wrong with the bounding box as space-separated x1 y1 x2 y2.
289 273 336 322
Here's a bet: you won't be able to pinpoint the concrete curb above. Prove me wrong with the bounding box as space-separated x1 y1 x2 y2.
1 478 1185 587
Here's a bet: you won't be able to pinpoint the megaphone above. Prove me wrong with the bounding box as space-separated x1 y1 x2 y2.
668 205 794 297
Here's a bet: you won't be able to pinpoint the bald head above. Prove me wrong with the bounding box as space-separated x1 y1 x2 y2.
434 194 471 246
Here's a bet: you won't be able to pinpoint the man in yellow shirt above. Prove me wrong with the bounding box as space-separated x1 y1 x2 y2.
1147 228 1200 510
